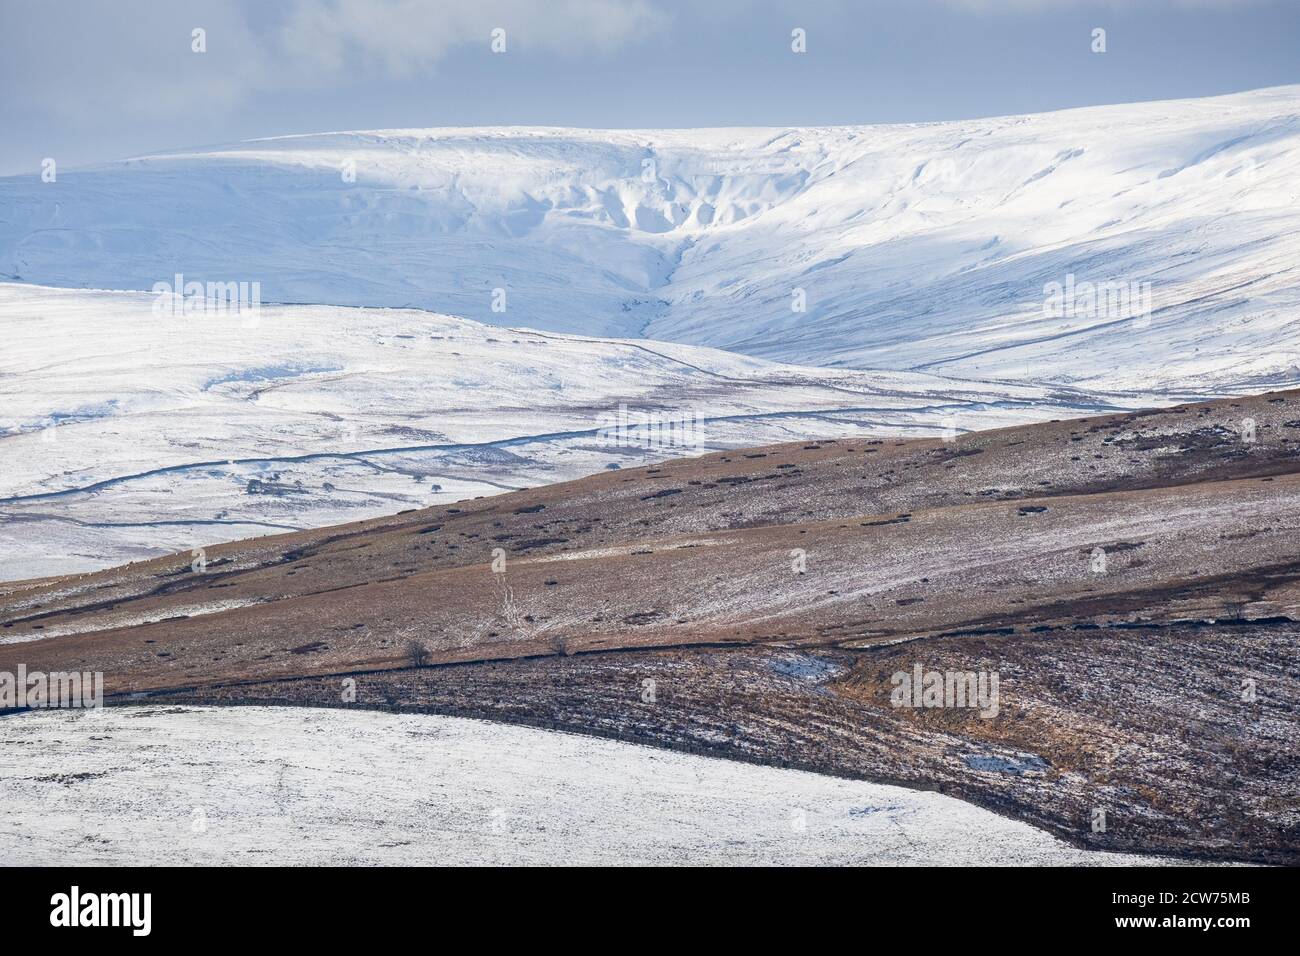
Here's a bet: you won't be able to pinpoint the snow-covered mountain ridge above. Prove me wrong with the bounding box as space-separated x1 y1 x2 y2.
3 86 1298 390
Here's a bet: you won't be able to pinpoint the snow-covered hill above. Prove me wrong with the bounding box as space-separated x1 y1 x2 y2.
0 283 1127 580
0 706 1186 865
2 86 1298 390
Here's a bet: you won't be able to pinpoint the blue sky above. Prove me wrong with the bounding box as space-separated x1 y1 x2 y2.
1 0 1297 175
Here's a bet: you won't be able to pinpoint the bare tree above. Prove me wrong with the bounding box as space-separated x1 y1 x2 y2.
407 640 430 668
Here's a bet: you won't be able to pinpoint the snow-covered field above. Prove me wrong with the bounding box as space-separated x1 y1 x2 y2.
3 87 1297 578
0 705 1185 866
0 282 1131 580
2 86 1297 390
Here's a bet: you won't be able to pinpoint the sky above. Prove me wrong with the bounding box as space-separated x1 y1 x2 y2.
1 0 1297 175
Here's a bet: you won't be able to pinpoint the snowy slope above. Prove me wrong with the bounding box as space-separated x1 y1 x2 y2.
0 283 1127 580
2 86 1298 390
0 706 1189 865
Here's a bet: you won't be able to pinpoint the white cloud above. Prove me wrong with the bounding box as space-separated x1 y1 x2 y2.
0 0 669 122
276 0 669 76
0 1 263 122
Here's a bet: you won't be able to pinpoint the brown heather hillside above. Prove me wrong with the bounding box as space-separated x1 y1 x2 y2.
3 389 1298 863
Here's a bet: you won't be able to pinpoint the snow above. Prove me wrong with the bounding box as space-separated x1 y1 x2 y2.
0 598 259 645
1 88 1285 867
2 86 1297 390
0 705 1191 866
3 87 1296 578
0 283 1133 581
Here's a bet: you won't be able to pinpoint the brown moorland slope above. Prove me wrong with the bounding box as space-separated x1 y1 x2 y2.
2 389 1298 862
